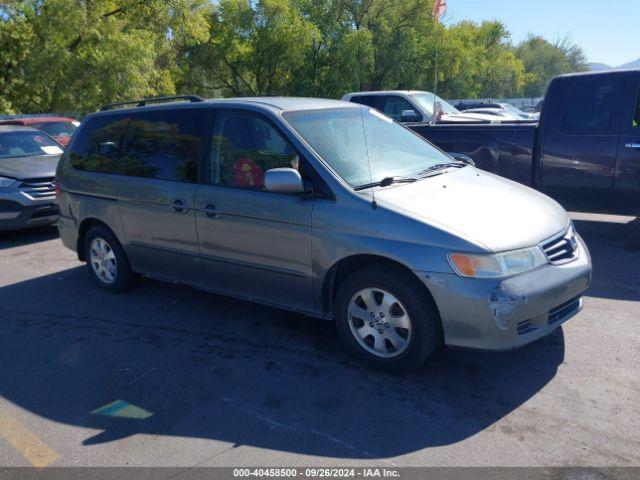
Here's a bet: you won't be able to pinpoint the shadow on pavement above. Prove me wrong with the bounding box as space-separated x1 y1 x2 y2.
573 215 640 302
0 265 565 459
0 225 59 250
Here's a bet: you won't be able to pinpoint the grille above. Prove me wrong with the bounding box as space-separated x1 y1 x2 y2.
517 319 538 335
19 177 56 199
541 224 579 265
548 296 581 325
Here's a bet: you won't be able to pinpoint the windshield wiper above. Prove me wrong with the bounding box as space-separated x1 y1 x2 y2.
417 162 466 177
354 176 417 191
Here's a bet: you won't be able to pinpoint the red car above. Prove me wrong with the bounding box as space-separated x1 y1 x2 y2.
0 116 80 147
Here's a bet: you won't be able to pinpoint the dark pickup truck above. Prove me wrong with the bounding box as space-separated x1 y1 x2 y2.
350 70 640 214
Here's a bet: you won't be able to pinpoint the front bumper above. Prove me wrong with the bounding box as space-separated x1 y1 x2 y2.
0 191 58 231
419 235 592 351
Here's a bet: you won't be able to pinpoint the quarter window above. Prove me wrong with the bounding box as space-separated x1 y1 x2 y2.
351 95 379 109
210 111 300 189
70 109 207 183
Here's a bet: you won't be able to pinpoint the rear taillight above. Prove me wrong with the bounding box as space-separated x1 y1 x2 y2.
54 179 61 200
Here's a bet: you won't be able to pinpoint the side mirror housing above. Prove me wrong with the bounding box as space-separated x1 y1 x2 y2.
447 152 476 166
400 109 421 123
264 168 305 194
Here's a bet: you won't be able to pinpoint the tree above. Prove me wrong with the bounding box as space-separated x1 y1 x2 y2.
179 0 320 97
0 2 37 114
432 21 524 99
0 0 592 114
351 0 437 91
516 35 587 97
0 0 211 113
288 0 373 98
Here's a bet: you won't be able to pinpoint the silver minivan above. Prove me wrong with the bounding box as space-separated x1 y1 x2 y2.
56 96 592 370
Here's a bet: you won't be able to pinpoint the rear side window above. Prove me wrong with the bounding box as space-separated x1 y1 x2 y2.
561 78 621 134
378 95 417 121
350 95 379 108
70 109 208 183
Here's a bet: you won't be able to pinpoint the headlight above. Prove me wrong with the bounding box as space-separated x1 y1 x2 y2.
0 176 17 188
448 246 548 279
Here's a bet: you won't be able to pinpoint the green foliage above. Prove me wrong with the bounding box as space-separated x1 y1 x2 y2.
516 35 588 97
1 0 212 113
0 0 589 113
435 21 524 98
179 0 320 96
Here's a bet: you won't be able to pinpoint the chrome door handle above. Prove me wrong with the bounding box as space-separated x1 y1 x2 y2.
625 143 640 149
202 203 223 218
170 198 189 213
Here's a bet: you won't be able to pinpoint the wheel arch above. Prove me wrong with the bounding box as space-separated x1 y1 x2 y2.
320 254 439 319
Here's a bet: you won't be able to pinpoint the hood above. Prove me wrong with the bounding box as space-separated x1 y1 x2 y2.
0 154 61 180
374 166 569 252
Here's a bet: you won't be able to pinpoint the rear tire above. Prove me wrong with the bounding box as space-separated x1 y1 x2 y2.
334 267 441 371
84 225 133 293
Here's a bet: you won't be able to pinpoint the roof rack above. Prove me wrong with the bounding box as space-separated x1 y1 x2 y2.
100 95 205 111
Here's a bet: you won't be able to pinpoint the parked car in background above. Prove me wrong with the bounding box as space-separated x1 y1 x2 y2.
341 90 515 124
56 96 591 370
0 116 80 147
0 126 63 231
455 101 539 120
461 107 527 121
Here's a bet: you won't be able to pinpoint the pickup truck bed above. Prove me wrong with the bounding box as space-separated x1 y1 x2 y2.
411 123 537 187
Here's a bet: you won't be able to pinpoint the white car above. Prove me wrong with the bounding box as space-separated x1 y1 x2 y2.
341 90 505 124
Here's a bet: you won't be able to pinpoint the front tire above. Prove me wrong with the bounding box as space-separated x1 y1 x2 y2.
84 225 133 293
334 267 441 371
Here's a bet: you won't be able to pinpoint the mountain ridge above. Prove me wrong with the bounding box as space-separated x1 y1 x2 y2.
588 58 640 71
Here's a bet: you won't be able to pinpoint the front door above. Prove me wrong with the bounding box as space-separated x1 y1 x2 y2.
195 109 314 312
615 73 640 211
540 74 623 208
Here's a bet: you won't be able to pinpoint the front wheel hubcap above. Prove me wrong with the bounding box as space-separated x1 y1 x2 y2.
89 237 117 284
347 288 412 358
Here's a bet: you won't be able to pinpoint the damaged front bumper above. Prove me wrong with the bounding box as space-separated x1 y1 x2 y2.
418 236 592 351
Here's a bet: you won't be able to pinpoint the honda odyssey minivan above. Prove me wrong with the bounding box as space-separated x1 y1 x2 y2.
56 96 592 370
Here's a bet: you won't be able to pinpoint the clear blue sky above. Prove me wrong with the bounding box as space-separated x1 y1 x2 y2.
442 0 638 67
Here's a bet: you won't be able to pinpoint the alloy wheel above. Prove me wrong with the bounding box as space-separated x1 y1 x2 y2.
89 237 118 284
347 288 412 358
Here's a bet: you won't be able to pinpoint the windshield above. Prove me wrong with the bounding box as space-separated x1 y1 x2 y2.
0 131 63 158
284 107 453 188
34 121 78 138
410 93 460 116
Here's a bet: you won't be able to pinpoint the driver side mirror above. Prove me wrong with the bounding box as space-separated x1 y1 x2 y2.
447 152 476 166
400 109 421 123
264 168 305 194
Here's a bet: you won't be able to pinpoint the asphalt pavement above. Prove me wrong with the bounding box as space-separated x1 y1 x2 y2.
0 212 638 467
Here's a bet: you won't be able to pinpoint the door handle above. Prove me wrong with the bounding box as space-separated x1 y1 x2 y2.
170 198 189 213
202 203 223 219
625 143 640 149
